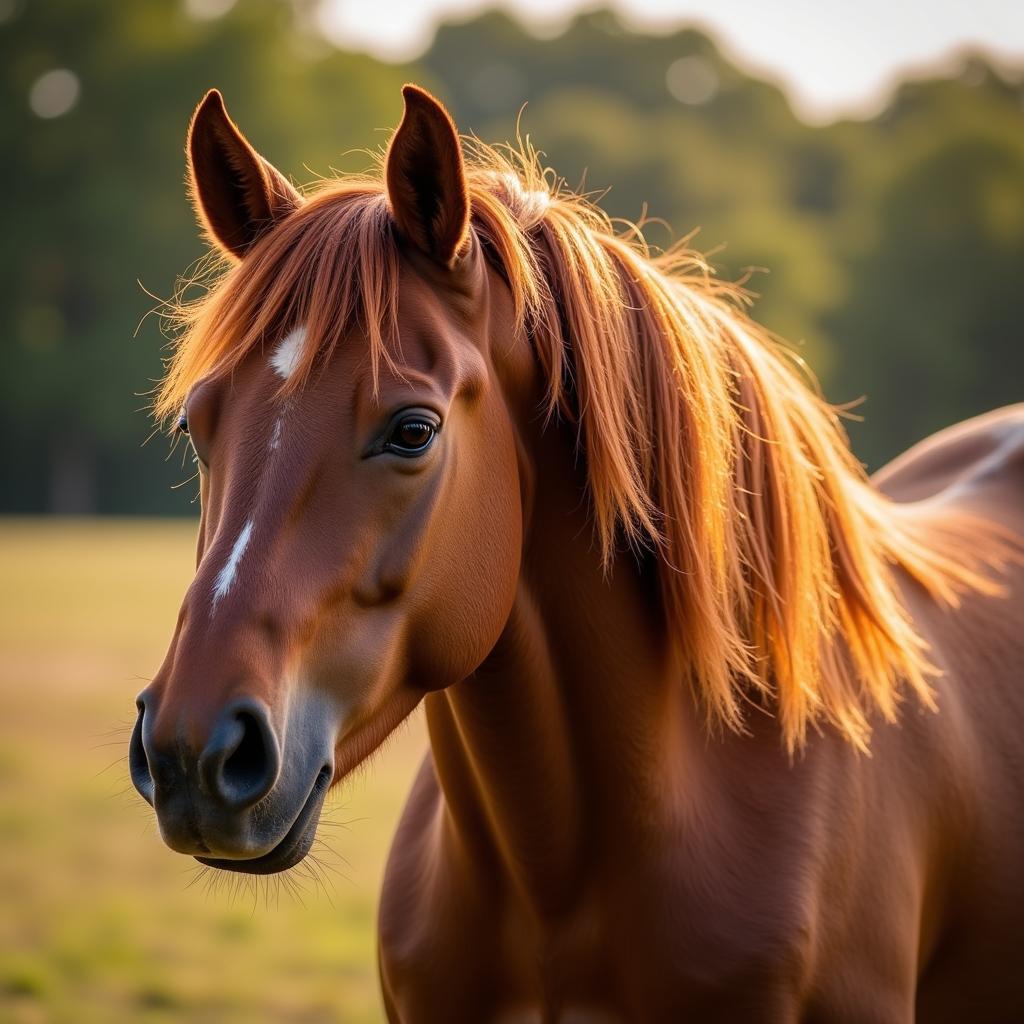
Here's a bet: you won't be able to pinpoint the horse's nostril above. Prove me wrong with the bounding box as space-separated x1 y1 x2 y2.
200 700 281 811
128 701 155 806
224 711 268 791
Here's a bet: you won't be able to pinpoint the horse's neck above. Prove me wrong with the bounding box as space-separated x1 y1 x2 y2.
423 414 697 919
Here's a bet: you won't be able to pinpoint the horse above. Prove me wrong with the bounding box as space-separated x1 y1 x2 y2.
129 84 1024 1022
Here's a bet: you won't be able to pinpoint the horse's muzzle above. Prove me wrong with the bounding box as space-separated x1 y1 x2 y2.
129 691 334 873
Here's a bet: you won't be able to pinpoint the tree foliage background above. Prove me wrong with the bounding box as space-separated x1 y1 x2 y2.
3 0 1022 514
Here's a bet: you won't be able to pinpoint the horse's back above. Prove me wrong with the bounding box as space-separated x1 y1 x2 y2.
873 403 1024 518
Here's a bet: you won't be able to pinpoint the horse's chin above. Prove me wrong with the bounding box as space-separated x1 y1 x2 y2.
195 764 331 875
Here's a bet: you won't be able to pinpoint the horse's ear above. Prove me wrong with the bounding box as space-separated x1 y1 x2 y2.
186 89 301 259
385 84 469 268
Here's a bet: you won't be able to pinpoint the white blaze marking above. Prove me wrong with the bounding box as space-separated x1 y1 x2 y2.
270 326 306 380
211 518 254 609
269 417 283 452
208 328 302 612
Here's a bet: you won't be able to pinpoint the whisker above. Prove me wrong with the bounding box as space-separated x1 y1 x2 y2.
94 754 129 780
184 865 211 892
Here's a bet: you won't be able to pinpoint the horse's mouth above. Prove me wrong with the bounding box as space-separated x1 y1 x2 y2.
195 764 332 875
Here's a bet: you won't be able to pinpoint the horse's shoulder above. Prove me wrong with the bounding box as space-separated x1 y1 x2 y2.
872 404 1024 505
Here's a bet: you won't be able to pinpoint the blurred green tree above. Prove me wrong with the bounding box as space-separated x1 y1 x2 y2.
825 63 1024 465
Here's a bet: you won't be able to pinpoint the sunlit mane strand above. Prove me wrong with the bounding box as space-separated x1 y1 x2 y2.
156 138 1007 753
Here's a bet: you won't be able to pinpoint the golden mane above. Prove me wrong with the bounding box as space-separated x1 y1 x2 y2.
156 139 1003 752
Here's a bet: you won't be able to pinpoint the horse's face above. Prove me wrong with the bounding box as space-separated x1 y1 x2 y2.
130 87 528 873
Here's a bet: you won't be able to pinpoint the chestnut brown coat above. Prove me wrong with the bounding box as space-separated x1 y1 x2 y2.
130 85 1024 1022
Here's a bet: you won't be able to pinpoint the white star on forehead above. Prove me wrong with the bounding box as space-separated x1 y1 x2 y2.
271 326 306 380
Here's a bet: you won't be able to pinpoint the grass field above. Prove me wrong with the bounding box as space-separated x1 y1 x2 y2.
0 519 427 1023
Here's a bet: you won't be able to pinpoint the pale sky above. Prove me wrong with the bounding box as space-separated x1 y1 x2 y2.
319 0 1024 121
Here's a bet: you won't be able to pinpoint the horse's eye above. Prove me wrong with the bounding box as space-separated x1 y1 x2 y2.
385 415 438 457
177 411 189 436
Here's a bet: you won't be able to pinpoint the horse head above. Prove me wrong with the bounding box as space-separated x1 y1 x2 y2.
131 86 530 873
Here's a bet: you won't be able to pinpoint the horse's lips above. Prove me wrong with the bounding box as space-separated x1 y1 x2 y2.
195 765 332 875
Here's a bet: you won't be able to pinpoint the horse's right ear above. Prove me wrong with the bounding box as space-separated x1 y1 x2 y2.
186 90 301 260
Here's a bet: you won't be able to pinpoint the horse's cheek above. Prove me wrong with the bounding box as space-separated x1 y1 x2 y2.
410 417 523 687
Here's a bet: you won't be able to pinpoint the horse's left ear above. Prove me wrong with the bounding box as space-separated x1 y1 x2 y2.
385 84 470 268
187 89 302 259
